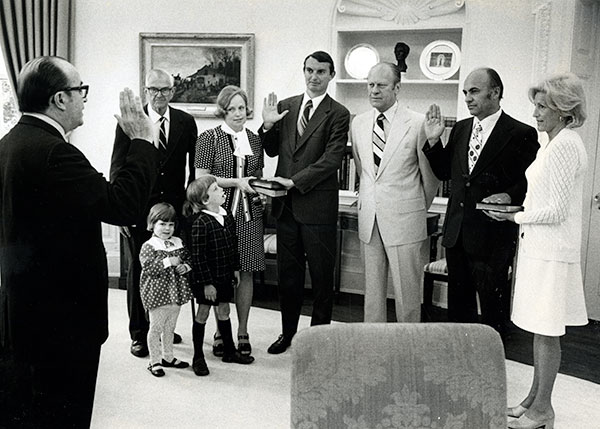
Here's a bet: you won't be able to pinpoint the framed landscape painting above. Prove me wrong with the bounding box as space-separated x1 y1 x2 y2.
140 33 255 117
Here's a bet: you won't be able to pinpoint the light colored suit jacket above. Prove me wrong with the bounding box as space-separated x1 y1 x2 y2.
351 106 439 246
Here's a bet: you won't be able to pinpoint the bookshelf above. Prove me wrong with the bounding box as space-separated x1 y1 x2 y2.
334 27 463 117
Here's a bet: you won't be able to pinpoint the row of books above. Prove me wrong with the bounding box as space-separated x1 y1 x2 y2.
339 151 358 192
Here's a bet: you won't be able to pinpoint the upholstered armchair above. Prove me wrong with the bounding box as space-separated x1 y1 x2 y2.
291 323 506 429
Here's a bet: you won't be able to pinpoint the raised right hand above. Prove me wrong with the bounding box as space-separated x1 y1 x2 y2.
262 92 288 130
424 104 446 144
114 88 154 143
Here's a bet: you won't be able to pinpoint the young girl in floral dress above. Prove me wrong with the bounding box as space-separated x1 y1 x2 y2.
139 202 193 377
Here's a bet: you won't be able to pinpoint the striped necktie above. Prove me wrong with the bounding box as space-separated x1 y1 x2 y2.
297 99 312 137
158 116 167 152
468 122 483 173
372 113 386 170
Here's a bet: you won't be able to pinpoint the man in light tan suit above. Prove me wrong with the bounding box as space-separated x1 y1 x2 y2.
351 62 439 322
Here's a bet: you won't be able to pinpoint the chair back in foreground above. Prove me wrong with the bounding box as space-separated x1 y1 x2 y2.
291 323 506 428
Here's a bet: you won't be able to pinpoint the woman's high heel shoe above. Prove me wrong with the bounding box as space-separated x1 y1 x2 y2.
507 404 528 418
508 414 555 429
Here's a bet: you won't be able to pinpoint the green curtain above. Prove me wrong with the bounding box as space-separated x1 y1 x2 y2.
0 0 72 91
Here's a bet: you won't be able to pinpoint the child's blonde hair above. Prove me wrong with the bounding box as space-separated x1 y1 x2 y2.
183 175 217 217
146 202 177 231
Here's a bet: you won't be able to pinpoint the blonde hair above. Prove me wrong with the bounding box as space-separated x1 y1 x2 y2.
528 72 587 128
215 85 252 118
183 175 217 217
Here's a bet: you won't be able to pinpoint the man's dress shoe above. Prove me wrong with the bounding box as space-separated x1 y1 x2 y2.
130 340 149 358
267 334 292 354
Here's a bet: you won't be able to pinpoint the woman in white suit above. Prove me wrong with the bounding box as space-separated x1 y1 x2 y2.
486 73 588 429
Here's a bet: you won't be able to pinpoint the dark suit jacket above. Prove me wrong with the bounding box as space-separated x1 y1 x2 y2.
0 115 158 362
110 106 197 222
260 94 350 225
423 112 539 253
183 211 239 300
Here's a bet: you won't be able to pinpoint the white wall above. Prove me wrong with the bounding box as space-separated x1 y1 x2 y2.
459 0 536 123
71 0 338 177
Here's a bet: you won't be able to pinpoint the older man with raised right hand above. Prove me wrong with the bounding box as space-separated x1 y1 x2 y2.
0 56 156 429
352 62 439 323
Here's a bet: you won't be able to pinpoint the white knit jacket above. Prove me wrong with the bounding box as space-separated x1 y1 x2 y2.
514 128 587 263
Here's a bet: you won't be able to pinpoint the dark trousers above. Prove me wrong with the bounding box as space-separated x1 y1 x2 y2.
123 224 152 342
275 206 337 339
445 230 515 340
0 342 101 428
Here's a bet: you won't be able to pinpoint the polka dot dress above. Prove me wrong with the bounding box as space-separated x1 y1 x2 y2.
139 236 194 311
195 125 265 272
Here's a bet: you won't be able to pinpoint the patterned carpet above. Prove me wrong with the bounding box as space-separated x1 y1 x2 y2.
90 289 600 428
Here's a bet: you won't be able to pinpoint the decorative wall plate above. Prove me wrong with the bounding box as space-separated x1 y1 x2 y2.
419 40 461 80
344 44 379 79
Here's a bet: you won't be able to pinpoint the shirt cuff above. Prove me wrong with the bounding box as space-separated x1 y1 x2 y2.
513 212 524 224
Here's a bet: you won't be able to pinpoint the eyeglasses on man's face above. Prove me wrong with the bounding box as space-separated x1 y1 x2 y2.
61 84 89 99
146 87 173 96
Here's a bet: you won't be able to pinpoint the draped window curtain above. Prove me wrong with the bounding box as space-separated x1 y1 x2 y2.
0 0 73 91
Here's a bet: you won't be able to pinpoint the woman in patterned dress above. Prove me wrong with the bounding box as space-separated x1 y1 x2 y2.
195 85 265 355
486 73 588 429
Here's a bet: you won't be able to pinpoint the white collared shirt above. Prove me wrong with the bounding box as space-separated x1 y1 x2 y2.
148 106 171 148
473 108 503 150
372 101 398 141
298 92 327 124
202 206 228 226
23 112 68 142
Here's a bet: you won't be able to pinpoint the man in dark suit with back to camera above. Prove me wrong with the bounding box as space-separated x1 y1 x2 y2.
0 56 157 428
110 68 197 358
260 51 350 354
422 67 539 340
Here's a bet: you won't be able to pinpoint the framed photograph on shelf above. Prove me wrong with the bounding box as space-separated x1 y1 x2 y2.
140 32 255 117
419 40 461 81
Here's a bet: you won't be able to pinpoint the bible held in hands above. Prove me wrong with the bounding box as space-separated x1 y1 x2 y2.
475 202 524 213
249 178 288 197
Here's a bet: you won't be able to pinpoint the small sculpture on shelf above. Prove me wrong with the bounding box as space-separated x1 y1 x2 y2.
394 42 410 72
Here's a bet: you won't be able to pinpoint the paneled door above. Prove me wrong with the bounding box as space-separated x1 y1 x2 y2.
577 0 600 320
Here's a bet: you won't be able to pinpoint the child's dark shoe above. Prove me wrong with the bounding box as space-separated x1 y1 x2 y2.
237 334 252 356
222 350 254 365
193 357 210 376
212 333 224 357
161 358 189 369
147 363 165 377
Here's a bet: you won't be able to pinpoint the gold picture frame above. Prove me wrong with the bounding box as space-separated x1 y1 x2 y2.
140 32 255 117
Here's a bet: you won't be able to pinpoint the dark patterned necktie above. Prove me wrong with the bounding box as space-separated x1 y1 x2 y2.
158 116 167 152
298 99 312 137
372 113 386 169
468 122 483 173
